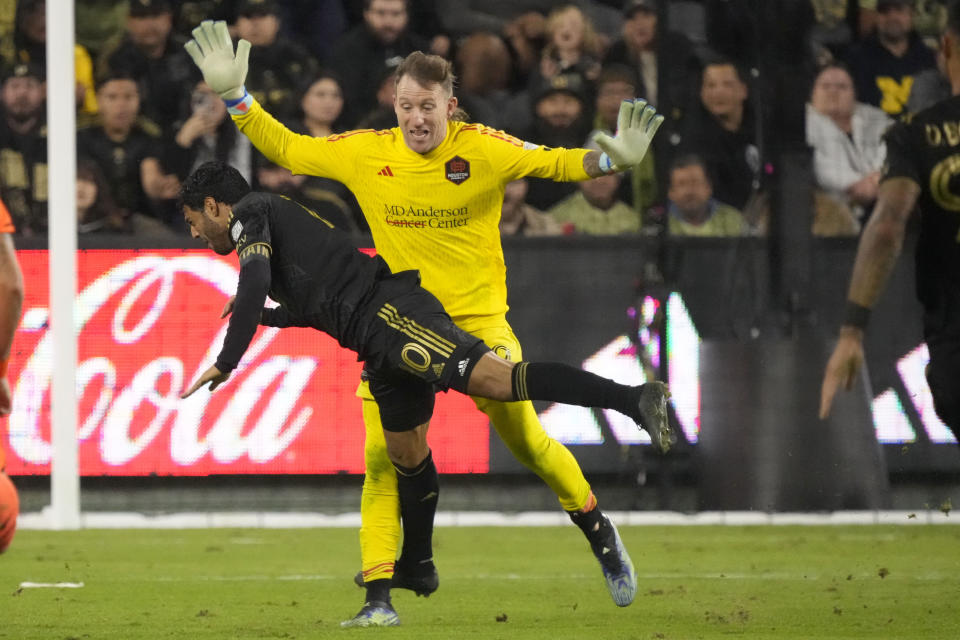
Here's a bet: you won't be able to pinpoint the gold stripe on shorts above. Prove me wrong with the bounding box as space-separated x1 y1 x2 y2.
377 303 455 357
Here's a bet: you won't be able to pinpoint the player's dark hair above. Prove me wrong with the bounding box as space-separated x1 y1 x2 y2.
670 153 713 185
395 51 456 96
178 161 251 211
948 0 960 37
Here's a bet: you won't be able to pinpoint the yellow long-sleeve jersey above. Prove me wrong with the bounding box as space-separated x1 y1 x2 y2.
233 100 590 324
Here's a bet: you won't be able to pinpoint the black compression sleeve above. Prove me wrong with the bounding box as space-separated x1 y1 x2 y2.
215 259 271 373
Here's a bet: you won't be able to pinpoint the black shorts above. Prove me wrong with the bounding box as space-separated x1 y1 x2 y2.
361 278 490 432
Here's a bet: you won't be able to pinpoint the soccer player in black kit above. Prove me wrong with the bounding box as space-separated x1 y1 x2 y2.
178 161 669 624
820 1 960 442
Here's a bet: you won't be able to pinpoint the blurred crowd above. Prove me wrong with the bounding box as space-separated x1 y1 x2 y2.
0 0 949 238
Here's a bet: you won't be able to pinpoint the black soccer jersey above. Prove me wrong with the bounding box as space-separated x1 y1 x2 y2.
882 95 960 319
215 192 392 372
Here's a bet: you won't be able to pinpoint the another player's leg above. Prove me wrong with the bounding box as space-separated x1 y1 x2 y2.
390 451 440 596
343 389 401 628
357 370 441 602
467 354 673 452
467 325 637 606
480 397 638 606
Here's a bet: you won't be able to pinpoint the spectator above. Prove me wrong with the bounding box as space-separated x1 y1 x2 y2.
78 72 180 230
3 0 98 117
604 0 700 137
98 0 197 136
76 157 127 234
588 64 658 212
344 0 452 58
858 0 949 44
0 62 47 236
234 0 320 124
809 0 856 64
806 63 892 225
845 0 937 116
326 0 430 129
678 57 761 213
168 81 254 184
258 73 366 233
356 66 400 130
454 31 526 131
75 0 133 59
499 179 566 236
521 72 595 210
535 5 602 85
665 154 747 237
548 171 642 235
277 1 350 63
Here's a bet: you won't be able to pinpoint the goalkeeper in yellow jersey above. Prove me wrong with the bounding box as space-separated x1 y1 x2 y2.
185 20 673 627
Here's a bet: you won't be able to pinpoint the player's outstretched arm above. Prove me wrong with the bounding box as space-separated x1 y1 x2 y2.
818 177 920 419
588 99 665 176
184 20 250 101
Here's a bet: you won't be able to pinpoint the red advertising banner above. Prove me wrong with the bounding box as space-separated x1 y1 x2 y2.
3 250 490 476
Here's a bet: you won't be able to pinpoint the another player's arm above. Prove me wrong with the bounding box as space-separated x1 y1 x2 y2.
818 177 920 418
184 20 352 182
0 232 24 416
492 100 663 181
182 214 273 398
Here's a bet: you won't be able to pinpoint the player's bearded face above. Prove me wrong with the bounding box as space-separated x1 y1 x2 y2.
394 76 455 154
184 205 233 255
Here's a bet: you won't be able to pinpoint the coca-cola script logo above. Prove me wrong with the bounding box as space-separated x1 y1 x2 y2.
3 250 490 476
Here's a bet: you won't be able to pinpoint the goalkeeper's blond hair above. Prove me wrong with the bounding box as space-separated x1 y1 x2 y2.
395 51 469 122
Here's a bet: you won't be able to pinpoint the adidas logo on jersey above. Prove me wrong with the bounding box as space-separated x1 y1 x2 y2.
458 358 470 376
432 363 445 377
377 166 395 177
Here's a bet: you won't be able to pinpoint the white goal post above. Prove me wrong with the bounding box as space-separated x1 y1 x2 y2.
45 0 80 529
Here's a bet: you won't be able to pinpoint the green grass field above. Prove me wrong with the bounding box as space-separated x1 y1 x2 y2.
2 525 959 639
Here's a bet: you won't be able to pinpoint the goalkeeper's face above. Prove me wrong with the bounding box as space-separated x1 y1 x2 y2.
394 75 457 154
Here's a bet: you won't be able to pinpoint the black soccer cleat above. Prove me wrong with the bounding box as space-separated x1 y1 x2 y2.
631 381 673 453
353 560 439 598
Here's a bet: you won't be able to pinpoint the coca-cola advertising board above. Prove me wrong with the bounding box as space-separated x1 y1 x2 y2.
3 250 490 476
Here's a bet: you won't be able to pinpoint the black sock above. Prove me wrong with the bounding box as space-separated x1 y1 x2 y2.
365 578 391 604
568 505 610 548
512 362 636 415
395 450 439 570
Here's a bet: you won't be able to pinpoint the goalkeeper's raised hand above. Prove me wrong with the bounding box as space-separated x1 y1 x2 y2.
593 99 665 173
184 20 250 101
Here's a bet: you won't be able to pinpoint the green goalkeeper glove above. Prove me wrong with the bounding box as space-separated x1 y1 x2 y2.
592 99 665 173
184 20 250 101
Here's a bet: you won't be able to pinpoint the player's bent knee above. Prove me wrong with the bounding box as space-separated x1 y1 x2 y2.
0 471 19 554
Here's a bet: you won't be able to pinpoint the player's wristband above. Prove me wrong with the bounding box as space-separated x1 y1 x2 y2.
843 301 871 330
0 356 8 379
598 152 616 174
224 88 253 116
